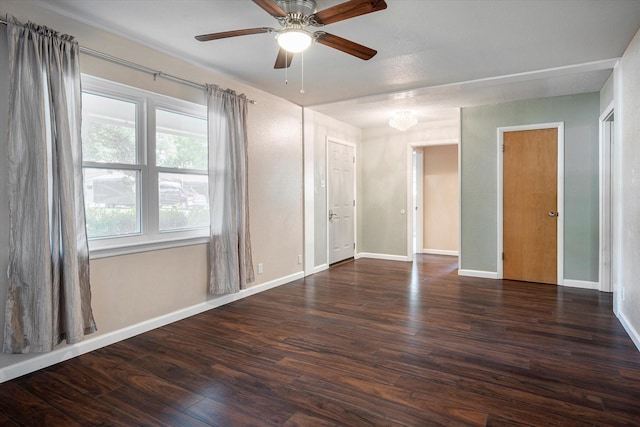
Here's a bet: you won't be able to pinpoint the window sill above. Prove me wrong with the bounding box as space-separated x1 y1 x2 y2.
89 235 209 259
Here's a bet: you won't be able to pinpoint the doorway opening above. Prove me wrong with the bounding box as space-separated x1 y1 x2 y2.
408 143 459 261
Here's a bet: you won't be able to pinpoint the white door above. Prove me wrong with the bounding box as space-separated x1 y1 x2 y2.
328 141 355 264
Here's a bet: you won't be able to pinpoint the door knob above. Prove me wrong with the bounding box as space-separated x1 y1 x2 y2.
329 209 338 221
548 211 558 217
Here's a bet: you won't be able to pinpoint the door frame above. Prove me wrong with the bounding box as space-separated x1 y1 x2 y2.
326 137 357 265
599 101 614 292
497 122 564 285
406 140 459 262
413 149 424 254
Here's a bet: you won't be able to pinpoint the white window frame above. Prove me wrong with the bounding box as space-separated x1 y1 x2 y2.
82 75 209 258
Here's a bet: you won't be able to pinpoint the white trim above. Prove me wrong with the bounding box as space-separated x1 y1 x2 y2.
457 109 463 270
356 252 410 262
497 122 564 286
407 146 413 262
616 310 640 352
562 279 600 290
326 137 357 265
89 236 209 259
0 271 304 383
313 263 329 274
599 101 615 292
414 150 424 255
458 269 499 279
422 249 459 256
407 136 460 263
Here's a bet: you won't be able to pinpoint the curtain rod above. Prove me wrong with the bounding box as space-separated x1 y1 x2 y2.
0 16 256 104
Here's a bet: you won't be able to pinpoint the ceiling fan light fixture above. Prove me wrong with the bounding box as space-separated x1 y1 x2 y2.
277 28 312 53
389 111 418 131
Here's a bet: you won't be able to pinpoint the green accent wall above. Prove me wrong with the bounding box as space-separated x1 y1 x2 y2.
358 134 409 256
461 93 600 282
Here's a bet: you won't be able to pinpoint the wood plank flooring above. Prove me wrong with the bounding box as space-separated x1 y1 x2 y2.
2 255 640 426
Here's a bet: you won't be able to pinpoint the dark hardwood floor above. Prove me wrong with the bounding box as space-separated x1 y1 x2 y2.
2 255 640 426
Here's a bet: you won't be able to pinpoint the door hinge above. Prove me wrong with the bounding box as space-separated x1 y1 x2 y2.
502 144 505 152
353 200 355 207
502 252 505 261
353 156 355 164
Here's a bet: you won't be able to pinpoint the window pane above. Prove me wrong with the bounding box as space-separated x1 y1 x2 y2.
83 168 140 238
156 109 207 170
159 173 209 231
82 93 136 164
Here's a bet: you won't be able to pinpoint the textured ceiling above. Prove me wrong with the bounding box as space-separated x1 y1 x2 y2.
31 0 640 128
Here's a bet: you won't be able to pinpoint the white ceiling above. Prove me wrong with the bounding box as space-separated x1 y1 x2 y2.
35 0 640 128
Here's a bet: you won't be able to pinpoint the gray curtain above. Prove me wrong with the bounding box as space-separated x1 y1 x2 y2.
3 17 97 353
207 85 254 295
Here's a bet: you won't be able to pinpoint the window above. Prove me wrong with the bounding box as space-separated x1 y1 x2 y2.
81 76 209 256
82 92 141 239
155 109 209 232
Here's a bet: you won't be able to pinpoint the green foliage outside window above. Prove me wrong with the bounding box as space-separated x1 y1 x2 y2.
85 207 137 238
82 121 136 164
156 133 207 170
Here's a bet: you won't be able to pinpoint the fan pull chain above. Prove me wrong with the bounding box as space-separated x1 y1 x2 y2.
285 50 288 85
300 50 305 94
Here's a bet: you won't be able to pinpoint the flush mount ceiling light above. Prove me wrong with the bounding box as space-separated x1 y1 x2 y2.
389 111 418 131
276 25 313 53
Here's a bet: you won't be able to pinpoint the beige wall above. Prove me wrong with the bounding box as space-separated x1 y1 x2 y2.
0 21 8 361
616 27 640 347
0 2 304 372
422 145 459 253
90 246 208 332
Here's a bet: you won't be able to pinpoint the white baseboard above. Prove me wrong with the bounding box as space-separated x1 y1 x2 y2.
356 252 410 262
458 269 499 279
616 309 640 352
561 279 600 290
311 263 328 275
422 249 459 256
0 271 304 383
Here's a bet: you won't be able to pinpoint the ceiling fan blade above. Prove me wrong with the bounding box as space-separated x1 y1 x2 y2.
274 48 294 69
310 0 387 26
314 32 377 60
195 27 273 42
252 0 287 18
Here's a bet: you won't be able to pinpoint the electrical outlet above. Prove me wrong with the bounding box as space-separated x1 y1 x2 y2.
298 254 302 265
257 263 263 274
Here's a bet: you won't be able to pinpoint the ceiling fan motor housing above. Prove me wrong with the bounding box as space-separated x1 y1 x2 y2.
275 0 317 16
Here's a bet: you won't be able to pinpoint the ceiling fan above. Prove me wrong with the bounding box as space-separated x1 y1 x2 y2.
195 0 387 69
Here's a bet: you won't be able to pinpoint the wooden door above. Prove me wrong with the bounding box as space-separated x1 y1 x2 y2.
328 141 355 264
503 128 558 284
